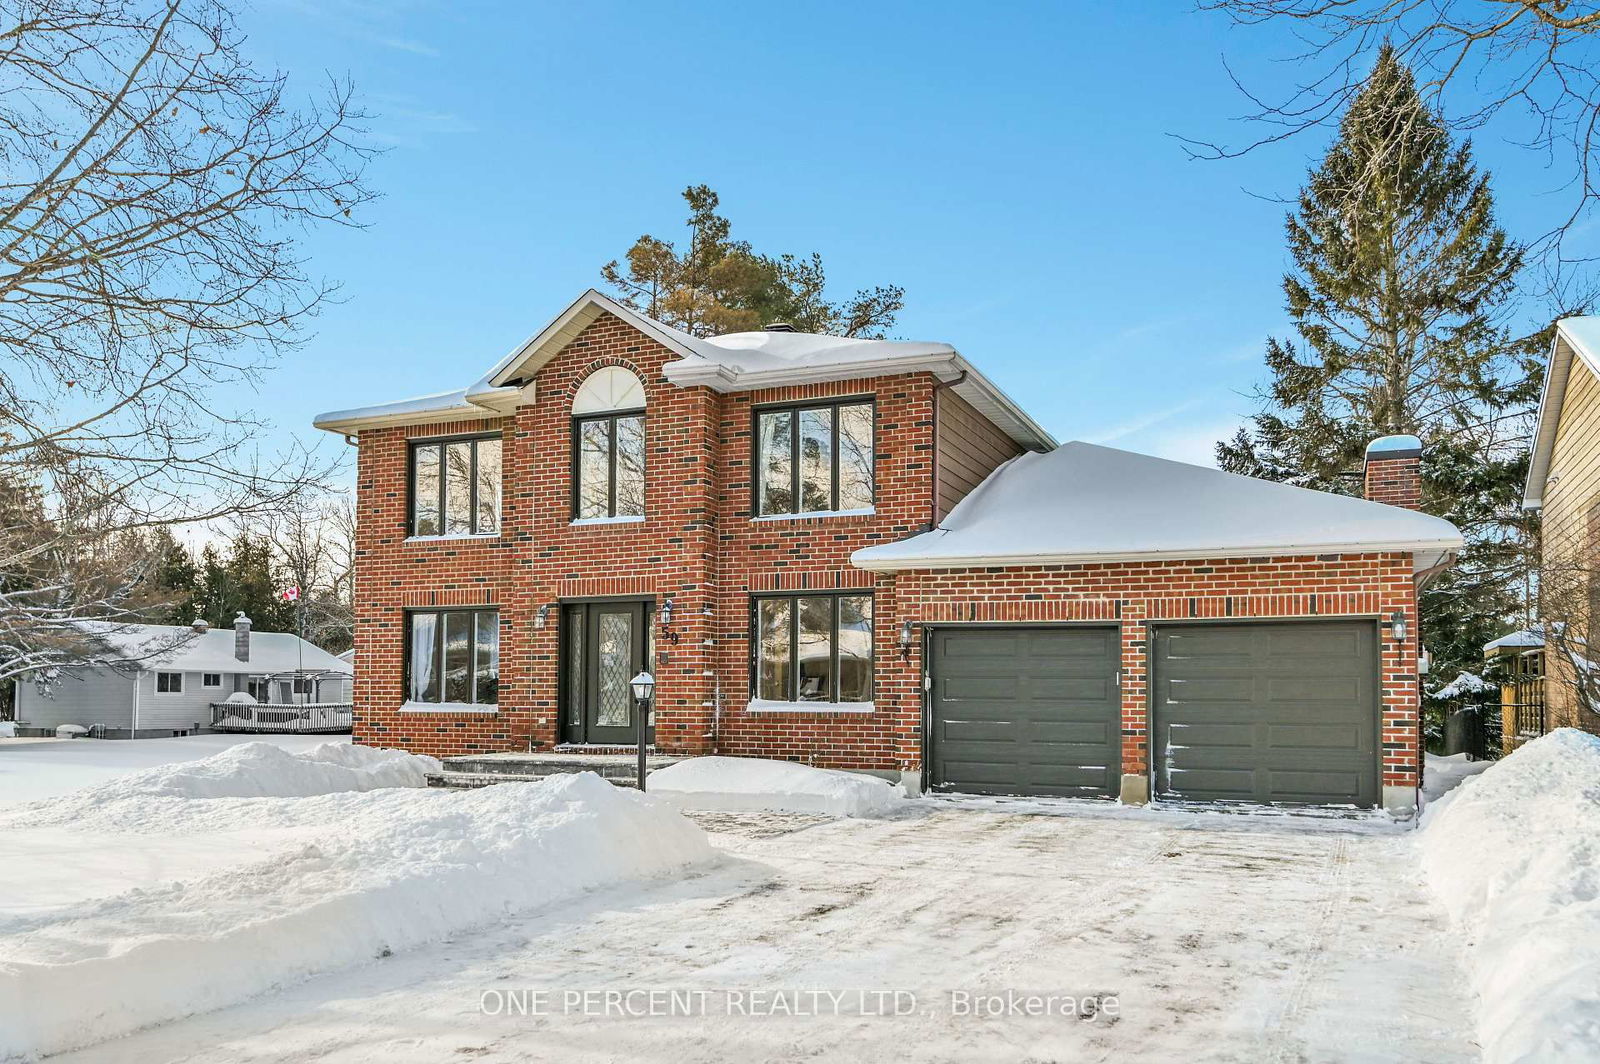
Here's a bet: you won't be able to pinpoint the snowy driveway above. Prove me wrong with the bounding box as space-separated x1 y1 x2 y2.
52 801 1475 1063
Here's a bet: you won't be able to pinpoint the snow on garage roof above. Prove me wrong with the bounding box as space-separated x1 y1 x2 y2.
851 441 1464 572
1483 627 1543 652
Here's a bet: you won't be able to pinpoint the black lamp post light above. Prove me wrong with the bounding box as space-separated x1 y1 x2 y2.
629 670 654 792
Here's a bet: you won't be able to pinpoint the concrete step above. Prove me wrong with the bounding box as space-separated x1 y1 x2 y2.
426 750 687 790
425 771 640 790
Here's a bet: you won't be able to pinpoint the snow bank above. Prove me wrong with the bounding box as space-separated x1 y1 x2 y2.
55 740 440 804
651 756 907 817
0 772 715 1059
1420 729 1600 1063
0 721 14 737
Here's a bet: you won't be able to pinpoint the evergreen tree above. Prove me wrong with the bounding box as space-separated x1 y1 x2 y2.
193 532 293 633
603 185 905 338
1218 45 1546 715
142 529 200 626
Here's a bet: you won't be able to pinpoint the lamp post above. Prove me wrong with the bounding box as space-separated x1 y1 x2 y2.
629 671 654 792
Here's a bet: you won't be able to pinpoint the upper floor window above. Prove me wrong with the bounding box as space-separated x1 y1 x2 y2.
155 671 183 694
202 673 222 688
572 367 646 520
755 399 874 517
410 434 500 537
408 608 499 706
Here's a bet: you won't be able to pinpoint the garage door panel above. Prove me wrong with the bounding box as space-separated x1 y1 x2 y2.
1268 722 1368 749
1265 676 1365 704
931 628 1120 800
1154 622 1379 808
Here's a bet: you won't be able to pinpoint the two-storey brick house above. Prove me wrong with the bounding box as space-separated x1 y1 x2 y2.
317 290 1462 815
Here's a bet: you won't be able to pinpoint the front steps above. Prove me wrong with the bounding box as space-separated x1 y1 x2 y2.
425 749 687 789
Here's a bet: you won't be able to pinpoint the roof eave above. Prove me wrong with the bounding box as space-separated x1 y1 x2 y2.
661 349 1056 452
312 401 488 435
851 538 1465 573
485 289 703 389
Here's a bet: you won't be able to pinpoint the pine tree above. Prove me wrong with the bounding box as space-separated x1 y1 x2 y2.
1218 45 1546 717
602 185 905 338
193 532 293 633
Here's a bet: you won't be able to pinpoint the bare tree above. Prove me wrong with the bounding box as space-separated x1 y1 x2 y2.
1195 0 1600 255
265 495 353 652
0 0 372 686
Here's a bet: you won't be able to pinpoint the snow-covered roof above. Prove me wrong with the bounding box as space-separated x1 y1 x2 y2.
313 389 484 434
852 441 1464 572
314 289 1054 450
1483 627 1544 652
1524 316 1600 509
75 623 352 676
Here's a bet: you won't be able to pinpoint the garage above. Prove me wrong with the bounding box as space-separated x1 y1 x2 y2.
1152 621 1380 807
928 627 1121 798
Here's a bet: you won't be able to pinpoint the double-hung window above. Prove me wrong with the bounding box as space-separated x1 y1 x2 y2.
410 435 501 537
755 399 874 517
407 609 500 707
753 593 873 704
573 411 645 519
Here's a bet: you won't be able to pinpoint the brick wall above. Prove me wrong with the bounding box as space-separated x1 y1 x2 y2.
350 311 1422 795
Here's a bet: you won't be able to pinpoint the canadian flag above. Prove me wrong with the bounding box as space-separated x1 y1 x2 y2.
282 586 300 602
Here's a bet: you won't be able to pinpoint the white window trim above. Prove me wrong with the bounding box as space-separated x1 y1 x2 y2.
404 532 501 543
201 673 223 688
751 506 876 522
745 699 874 715
398 701 498 715
570 515 646 527
153 671 185 696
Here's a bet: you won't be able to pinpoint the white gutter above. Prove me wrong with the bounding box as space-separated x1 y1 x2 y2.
851 538 1465 572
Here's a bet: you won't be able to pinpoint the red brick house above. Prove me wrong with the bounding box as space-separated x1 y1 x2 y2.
315 290 1462 816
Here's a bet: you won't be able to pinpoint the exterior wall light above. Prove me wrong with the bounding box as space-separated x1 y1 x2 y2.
660 596 679 643
1390 609 1408 644
898 620 916 659
534 603 551 629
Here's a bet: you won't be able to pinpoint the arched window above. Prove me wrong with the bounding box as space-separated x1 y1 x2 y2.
571 367 646 520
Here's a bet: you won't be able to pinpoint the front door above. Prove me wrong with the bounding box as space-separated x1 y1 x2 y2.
561 600 653 745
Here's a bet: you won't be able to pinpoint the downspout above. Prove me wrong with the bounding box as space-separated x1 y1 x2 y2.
131 670 141 739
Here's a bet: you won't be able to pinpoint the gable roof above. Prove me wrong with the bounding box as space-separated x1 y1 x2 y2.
75 622 353 676
851 441 1463 572
315 289 1054 450
1523 316 1600 510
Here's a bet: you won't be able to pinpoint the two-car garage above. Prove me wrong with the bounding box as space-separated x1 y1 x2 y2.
927 621 1382 808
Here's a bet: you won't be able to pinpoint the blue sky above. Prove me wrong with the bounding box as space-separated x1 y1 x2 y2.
234 0 1588 485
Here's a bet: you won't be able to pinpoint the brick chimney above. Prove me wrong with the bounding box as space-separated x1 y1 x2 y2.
1364 435 1423 509
233 611 252 662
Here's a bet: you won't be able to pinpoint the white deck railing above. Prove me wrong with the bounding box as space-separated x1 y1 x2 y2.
209 702 353 733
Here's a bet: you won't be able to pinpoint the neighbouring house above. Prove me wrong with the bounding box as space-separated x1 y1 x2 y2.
1483 627 1545 754
1523 316 1600 741
314 289 1463 815
12 613 354 738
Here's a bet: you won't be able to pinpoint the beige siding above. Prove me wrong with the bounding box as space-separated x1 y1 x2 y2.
1539 352 1600 733
935 389 1023 520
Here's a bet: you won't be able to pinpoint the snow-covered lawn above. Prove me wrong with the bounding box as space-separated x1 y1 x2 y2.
0 742 713 1059
0 733 348 805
